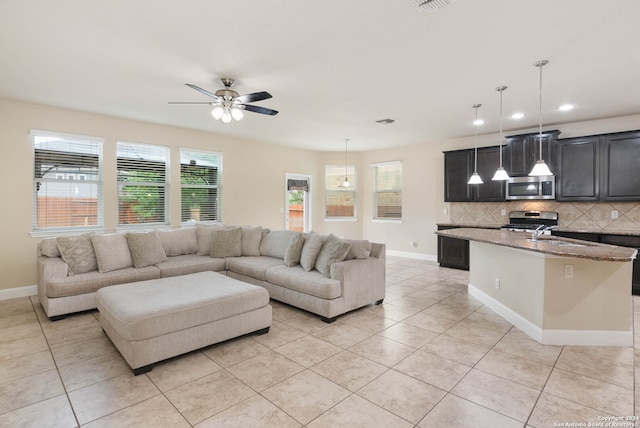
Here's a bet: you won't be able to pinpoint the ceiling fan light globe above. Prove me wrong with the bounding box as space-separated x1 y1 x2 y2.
221 112 232 124
211 105 224 120
231 107 244 121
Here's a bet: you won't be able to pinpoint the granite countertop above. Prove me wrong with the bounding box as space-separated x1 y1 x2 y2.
435 228 638 262
436 223 640 237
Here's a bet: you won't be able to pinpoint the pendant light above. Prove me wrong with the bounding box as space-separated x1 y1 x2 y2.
468 104 483 185
529 60 553 176
339 139 351 188
492 86 510 181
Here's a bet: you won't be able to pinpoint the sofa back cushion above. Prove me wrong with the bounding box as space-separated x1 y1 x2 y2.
126 231 168 268
241 226 263 256
39 238 61 258
57 233 99 275
91 233 134 273
210 227 243 258
260 230 300 259
300 232 325 271
283 233 305 267
158 228 197 256
344 239 372 260
315 234 351 277
195 224 225 256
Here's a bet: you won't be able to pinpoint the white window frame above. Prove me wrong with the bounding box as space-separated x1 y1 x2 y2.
371 160 403 222
324 164 357 221
179 148 223 225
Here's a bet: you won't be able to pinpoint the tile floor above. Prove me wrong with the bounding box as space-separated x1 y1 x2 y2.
1 256 639 427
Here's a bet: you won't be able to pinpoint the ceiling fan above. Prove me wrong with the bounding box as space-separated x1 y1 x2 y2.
169 78 278 124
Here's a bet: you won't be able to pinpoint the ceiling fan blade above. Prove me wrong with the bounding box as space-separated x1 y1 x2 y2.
185 83 220 99
168 101 214 104
235 91 272 104
243 104 279 116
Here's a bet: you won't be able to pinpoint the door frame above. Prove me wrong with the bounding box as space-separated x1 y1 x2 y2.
285 173 312 232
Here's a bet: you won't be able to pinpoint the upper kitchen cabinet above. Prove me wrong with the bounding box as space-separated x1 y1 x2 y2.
443 146 506 202
556 136 600 201
505 130 560 176
601 131 640 201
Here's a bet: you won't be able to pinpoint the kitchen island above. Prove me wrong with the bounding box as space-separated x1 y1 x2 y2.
435 228 638 346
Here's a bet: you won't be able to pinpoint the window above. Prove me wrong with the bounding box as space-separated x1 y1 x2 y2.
373 161 402 220
180 149 221 223
324 165 356 219
117 141 169 226
32 130 103 232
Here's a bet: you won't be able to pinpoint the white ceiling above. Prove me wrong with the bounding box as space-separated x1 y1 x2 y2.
1 0 639 152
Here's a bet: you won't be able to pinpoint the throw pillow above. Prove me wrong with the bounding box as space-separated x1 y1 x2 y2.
57 233 98 275
91 233 134 273
158 228 197 256
344 239 372 260
40 238 61 258
260 230 300 259
195 224 225 256
315 234 351 277
283 233 305 267
210 227 243 258
299 232 326 271
241 226 263 256
126 231 168 268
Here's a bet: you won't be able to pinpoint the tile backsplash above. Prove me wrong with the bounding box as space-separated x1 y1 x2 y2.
449 201 640 232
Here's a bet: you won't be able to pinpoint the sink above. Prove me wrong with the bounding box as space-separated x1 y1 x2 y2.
527 239 586 247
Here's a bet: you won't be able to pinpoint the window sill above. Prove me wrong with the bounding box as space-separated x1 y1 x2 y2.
324 217 358 223
30 227 106 238
372 218 403 224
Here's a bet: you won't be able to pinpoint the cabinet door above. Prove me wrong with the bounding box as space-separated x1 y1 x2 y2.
437 235 469 270
556 137 600 201
506 131 559 176
444 150 472 202
474 146 506 201
601 131 640 201
505 135 528 176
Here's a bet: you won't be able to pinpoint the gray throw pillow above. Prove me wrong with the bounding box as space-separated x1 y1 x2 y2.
283 233 305 267
195 224 225 256
315 234 351 277
210 227 243 258
158 228 197 256
57 233 98 275
260 230 300 259
126 231 168 268
300 232 326 272
344 239 372 260
91 233 134 273
241 226 263 256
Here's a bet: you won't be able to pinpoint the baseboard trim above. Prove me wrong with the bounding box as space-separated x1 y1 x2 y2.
0 285 38 301
468 284 632 346
386 250 437 262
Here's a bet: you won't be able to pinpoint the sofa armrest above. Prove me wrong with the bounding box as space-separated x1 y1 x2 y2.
330 243 386 312
38 256 69 297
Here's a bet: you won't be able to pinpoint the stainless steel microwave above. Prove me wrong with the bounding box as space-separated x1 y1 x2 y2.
506 176 555 200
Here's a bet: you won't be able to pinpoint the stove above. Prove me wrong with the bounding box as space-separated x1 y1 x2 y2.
501 210 558 233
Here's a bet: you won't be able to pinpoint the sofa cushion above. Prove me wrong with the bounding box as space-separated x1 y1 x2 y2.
40 238 61 258
57 233 99 275
226 256 284 281
260 230 300 259
241 226 263 256
284 233 305 267
126 231 168 268
344 239 372 260
195 224 225 256
266 265 342 300
210 227 243 258
154 254 226 278
46 266 161 298
91 233 134 273
157 228 197 256
315 234 351 277
300 232 325 272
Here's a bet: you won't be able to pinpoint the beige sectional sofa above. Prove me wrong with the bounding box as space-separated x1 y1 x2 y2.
37 225 386 322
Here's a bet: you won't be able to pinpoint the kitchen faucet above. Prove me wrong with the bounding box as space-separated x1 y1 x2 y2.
530 225 557 242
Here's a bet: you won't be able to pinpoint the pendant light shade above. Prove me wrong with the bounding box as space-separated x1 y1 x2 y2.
492 86 510 181
529 60 553 176
339 139 351 188
468 104 483 185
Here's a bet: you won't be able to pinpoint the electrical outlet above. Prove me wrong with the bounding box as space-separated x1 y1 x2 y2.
564 264 574 278
443 208 448 215
501 209 506 216
495 278 500 290
611 210 619 219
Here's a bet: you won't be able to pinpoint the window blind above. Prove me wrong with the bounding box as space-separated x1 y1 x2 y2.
374 162 402 219
180 149 221 223
325 165 356 218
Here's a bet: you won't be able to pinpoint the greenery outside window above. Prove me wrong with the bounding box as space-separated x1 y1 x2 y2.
32 129 103 233
324 165 356 219
373 161 402 220
117 141 169 226
180 149 221 223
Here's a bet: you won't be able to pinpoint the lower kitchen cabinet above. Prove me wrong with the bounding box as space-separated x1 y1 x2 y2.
437 225 469 270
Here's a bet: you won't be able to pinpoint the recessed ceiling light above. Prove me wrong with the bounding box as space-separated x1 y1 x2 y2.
558 104 574 111
473 119 484 126
511 112 525 119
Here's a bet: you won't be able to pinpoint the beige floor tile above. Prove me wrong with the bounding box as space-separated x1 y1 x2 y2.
443 323 505 348
202 336 270 368
68 372 159 425
421 335 490 367
348 335 415 367
42 315 105 349
196 395 301 428
0 369 65 415
311 323 373 349
280 312 331 335
403 311 457 333
564 344 634 365
307 394 413 428
393 292 442 309
544 368 634 416
357 369 446 423
0 313 42 343
528 392 617 428
388 295 437 310
423 302 475 322
493 332 562 366
458 311 513 333
311 350 387 392
475 349 553 390
556 347 634 389
226 350 304 391
251 321 307 349
363 302 422 321
58 350 130 391
262 370 350 425
0 298 34 319
0 350 55 384
146 351 222 392
83 395 189 428
378 321 438 348
418 394 523 428
165 370 255 425
339 310 397 334
394 349 470 391
0 334 48 362
0 394 77 428
437 292 483 311
274 335 341 367
451 369 540 423
49 335 116 368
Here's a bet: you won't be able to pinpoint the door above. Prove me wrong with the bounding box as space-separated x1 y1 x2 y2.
285 174 311 232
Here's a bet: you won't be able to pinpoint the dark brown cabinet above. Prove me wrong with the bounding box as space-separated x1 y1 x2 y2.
437 225 469 270
601 131 640 201
505 130 559 177
443 147 506 202
555 136 600 201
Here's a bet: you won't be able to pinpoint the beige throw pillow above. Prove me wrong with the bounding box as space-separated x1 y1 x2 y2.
344 239 372 260
284 233 305 267
260 230 300 259
315 234 351 277
195 224 225 256
91 233 134 273
40 238 61 258
299 232 326 271
158 228 197 256
241 226 263 256
126 231 168 268
57 233 98 275
210 227 243 258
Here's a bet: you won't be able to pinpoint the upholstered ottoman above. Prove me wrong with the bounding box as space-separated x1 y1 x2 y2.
96 271 271 375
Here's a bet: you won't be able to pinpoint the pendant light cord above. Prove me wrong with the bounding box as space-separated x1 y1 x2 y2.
538 61 544 161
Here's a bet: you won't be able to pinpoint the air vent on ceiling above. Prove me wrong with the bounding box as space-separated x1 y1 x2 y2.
376 118 396 125
412 0 456 14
